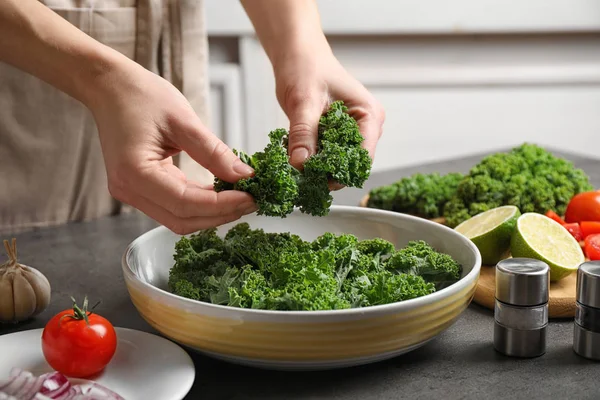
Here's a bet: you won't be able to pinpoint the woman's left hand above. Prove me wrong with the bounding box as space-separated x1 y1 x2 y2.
272 43 386 175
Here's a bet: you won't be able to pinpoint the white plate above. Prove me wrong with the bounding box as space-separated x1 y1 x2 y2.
0 327 195 400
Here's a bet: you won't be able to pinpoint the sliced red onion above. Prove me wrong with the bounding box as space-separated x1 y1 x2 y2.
13 372 44 400
1 369 123 400
0 368 27 393
58 386 79 400
33 394 53 400
82 383 124 400
39 372 71 399
0 369 45 400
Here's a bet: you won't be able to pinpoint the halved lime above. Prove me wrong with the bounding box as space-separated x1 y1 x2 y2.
454 205 520 265
511 212 585 281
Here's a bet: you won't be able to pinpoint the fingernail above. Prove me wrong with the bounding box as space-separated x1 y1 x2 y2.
233 158 254 176
291 147 309 165
240 202 258 215
329 182 345 191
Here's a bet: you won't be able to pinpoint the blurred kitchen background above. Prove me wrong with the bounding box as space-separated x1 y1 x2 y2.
204 0 600 175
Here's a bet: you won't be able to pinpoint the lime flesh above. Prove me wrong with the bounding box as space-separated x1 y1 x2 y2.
511 213 585 281
454 205 520 265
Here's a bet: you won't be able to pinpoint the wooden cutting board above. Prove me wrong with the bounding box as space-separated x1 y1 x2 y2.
359 193 578 318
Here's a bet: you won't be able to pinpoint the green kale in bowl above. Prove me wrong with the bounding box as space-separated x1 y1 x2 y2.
167 223 463 311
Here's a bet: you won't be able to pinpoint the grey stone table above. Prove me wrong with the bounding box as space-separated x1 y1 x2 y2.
2 149 599 400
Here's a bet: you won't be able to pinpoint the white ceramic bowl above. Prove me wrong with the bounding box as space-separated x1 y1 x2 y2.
122 206 481 370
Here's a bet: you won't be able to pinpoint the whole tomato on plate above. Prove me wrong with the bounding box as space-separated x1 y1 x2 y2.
565 191 600 223
42 296 117 378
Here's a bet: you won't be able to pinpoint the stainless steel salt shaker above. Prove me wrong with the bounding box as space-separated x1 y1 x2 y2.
493 258 549 357
573 261 600 360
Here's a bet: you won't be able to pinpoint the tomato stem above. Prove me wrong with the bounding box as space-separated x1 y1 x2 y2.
59 295 102 326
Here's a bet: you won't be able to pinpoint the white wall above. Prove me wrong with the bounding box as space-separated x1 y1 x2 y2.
205 0 600 172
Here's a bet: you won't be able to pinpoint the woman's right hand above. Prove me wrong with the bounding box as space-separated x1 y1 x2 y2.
87 63 258 235
1 0 258 235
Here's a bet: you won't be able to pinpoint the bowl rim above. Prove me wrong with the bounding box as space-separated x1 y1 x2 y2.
121 205 482 318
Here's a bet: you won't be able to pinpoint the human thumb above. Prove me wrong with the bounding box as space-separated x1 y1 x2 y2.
286 100 323 170
176 121 254 183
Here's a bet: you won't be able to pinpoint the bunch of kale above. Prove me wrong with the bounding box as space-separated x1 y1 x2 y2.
214 101 372 217
367 172 464 219
443 144 594 227
168 223 463 311
365 144 594 227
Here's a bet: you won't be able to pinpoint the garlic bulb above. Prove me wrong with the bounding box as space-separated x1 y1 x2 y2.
0 238 51 323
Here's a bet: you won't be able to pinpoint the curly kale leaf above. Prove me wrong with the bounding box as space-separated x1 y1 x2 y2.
263 249 350 311
318 100 365 147
311 232 359 253
170 280 202 301
167 234 231 302
224 222 310 273
386 240 462 290
355 238 396 257
214 101 372 218
296 102 371 215
366 172 464 218
443 143 594 227
295 167 332 217
214 128 299 218
169 223 462 311
186 227 225 254
357 272 435 306
315 100 372 187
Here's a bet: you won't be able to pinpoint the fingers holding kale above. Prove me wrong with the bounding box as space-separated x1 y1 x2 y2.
215 101 372 218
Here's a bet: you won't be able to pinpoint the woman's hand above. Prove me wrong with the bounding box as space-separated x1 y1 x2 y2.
240 0 385 180
88 65 258 235
274 46 386 173
0 0 257 235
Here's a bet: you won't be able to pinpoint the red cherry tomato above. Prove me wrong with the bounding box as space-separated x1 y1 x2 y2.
581 221 600 238
545 210 565 225
585 234 600 261
42 297 117 378
562 222 583 242
565 192 600 223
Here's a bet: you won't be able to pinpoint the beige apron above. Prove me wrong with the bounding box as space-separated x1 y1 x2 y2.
0 0 212 234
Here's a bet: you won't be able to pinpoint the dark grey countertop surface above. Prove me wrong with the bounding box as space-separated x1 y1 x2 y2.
2 148 600 400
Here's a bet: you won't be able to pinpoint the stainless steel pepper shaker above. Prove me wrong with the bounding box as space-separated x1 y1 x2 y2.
493 258 549 357
573 261 600 360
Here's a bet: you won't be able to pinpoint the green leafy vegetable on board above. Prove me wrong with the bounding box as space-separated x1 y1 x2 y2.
168 223 463 311
366 172 464 218
214 101 372 218
444 143 594 227
364 144 594 229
